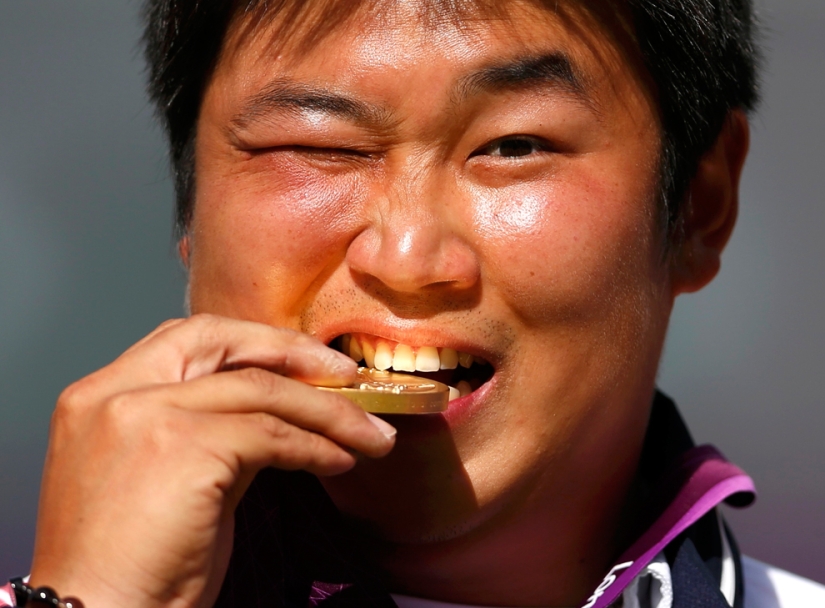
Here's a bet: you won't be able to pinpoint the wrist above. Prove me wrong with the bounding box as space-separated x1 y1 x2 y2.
28 560 143 608
9 579 83 608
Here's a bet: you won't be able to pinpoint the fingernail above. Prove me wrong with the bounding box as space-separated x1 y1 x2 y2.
366 413 397 440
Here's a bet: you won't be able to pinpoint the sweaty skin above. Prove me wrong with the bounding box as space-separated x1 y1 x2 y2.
28 1 748 607
193 2 666 604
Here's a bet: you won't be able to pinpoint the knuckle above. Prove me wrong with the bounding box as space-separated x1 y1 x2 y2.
103 392 168 441
156 318 185 331
292 432 330 469
238 367 281 395
310 434 344 462
56 380 90 413
52 384 87 432
303 429 326 451
153 313 224 362
100 392 139 426
187 312 220 326
102 391 182 451
254 411 290 441
182 312 221 341
53 374 106 424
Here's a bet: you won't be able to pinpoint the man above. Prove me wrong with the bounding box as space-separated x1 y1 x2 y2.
3 1 824 607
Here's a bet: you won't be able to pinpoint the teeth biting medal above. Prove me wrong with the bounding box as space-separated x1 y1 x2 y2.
317 367 449 414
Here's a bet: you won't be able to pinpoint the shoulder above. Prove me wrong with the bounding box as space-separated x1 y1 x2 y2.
743 556 825 608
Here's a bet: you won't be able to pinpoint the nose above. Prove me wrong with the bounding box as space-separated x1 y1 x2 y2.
346 173 480 295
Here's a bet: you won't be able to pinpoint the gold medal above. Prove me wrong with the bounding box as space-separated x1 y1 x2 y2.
317 367 449 414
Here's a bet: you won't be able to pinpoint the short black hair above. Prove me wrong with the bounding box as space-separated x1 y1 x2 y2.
142 0 759 240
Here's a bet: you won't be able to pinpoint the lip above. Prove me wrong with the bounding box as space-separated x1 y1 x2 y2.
441 373 497 424
313 320 501 421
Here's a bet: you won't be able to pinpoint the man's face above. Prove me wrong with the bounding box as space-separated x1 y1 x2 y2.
191 1 671 547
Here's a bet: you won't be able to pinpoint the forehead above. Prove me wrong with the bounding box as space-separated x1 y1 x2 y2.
225 0 629 37
218 0 644 85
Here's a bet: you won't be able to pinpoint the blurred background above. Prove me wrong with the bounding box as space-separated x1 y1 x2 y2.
1 0 823 585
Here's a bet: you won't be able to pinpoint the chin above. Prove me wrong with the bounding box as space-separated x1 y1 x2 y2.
319 426 482 545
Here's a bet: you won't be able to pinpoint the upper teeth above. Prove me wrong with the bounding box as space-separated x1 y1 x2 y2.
341 333 484 373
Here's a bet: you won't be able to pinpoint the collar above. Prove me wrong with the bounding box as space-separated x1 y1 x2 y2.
215 391 755 608
582 392 755 608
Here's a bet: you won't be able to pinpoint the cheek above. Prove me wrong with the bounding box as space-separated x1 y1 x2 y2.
188 157 369 318
472 167 659 325
473 188 552 236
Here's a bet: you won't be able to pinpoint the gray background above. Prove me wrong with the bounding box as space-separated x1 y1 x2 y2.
1 0 823 585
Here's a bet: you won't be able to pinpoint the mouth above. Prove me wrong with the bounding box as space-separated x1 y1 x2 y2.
331 333 495 401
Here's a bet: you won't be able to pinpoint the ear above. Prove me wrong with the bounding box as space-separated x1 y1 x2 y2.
178 234 191 269
671 109 750 294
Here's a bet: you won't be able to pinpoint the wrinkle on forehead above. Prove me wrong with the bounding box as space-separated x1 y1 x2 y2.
220 0 645 90
233 0 512 35
222 0 597 63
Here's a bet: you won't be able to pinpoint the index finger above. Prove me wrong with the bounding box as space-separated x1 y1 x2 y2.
108 314 356 390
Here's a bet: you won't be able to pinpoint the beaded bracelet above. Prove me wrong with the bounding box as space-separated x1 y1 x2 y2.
9 579 84 608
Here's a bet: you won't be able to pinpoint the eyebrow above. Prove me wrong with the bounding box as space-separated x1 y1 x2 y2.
455 51 591 105
230 51 592 132
230 80 392 131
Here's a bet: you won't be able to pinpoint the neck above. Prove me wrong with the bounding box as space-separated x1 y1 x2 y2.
367 455 645 607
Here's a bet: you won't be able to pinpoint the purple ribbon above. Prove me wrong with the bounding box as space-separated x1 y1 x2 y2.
580 445 756 608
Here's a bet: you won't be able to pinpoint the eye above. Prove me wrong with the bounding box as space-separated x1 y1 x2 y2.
472 136 551 159
248 144 369 158
242 144 376 174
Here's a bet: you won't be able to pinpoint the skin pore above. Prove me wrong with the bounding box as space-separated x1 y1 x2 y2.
185 0 746 605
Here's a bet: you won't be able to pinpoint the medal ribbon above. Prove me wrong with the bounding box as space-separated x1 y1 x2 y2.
581 444 756 608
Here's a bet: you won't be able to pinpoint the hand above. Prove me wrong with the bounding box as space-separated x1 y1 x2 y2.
28 314 396 608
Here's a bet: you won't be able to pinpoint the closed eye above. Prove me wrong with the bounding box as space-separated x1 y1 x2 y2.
247 144 371 158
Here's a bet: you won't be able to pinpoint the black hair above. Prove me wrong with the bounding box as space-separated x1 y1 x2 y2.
142 0 759 240
630 0 759 235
